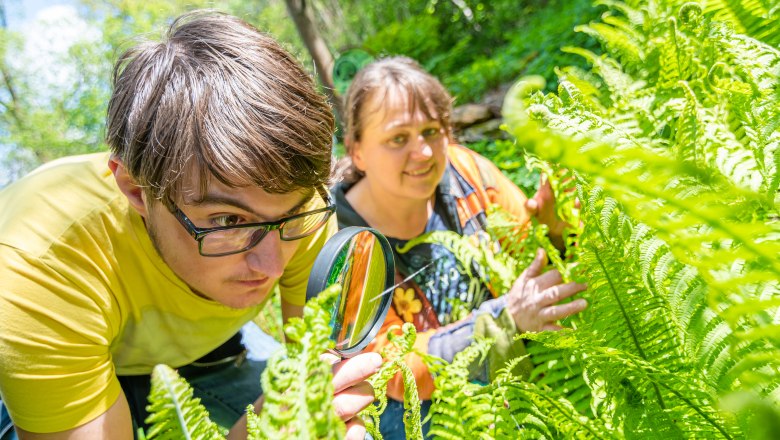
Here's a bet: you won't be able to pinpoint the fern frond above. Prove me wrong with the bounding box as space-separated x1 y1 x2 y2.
145 364 225 440
555 66 611 111
575 19 646 71
504 115 780 282
657 19 686 88
428 339 495 439
526 332 742 438
500 380 619 440
595 0 648 28
253 284 346 439
560 47 644 104
527 343 593 416
704 0 780 47
363 323 424 440
398 230 520 295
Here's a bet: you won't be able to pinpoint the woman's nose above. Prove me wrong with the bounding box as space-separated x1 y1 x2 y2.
410 136 434 159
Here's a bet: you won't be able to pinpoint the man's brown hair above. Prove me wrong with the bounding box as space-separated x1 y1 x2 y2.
106 10 334 206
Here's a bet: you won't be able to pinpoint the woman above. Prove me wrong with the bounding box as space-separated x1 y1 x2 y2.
333 56 587 438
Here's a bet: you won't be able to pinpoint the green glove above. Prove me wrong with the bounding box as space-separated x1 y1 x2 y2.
474 308 532 382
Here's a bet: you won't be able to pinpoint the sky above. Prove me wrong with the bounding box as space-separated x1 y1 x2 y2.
1 0 97 186
6 1 98 94
5 0 77 30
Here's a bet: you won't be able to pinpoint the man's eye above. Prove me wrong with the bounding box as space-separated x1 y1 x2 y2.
212 215 243 227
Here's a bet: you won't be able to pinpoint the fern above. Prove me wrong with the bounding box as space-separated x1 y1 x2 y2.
530 331 742 438
421 0 780 437
144 285 349 440
145 364 226 440
428 338 496 439
427 336 618 439
249 284 346 439
703 0 780 47
499 380 617 440
141 1 780 437
362 323 424 440
397 230 521 297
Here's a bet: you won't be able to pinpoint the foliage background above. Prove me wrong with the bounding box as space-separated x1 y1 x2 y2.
0 0 596 187
3 1 778 438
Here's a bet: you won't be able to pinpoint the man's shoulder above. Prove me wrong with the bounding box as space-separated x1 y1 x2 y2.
0 152 125 256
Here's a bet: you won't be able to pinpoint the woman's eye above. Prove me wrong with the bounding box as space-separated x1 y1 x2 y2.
389 134 408 147
212 215 243 227
422 127 442 138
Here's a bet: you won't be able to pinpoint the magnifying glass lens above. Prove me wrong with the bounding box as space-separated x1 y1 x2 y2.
306 227 395 357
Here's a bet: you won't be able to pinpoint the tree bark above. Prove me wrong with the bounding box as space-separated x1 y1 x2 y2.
0 2 22 125
284 0 343 124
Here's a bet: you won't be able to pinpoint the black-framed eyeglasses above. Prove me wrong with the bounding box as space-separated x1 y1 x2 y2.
172 194 336 257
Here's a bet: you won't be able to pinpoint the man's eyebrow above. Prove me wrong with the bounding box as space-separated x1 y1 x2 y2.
190 188 315 220
282 188 316 216
189 195 254 214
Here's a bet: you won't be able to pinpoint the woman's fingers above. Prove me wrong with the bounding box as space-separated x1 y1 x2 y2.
345 417 367 440
539 298 588 322
539 282 587 307
532 269 564 292
514 248 547 287
329 352 382 393
333 381 375 421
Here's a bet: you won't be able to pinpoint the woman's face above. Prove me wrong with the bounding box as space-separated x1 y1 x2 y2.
351 92 448 202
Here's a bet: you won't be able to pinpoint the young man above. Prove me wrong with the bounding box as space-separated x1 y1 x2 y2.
0 11 379 440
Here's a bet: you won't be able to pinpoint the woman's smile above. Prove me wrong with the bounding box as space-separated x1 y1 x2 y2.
405 163 435 177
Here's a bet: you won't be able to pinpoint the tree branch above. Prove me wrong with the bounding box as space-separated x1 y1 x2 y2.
284 0 343 124
0 1 23 124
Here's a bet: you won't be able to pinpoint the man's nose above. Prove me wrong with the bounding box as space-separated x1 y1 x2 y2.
244 230 285 278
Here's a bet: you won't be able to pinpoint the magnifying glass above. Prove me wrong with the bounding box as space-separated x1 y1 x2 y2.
306 226 395 358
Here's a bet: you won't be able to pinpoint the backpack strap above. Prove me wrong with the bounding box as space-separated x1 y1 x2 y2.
446 144 501 235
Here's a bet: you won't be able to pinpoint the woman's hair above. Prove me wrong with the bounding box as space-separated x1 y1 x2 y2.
106 10 334 208
338 56 453 182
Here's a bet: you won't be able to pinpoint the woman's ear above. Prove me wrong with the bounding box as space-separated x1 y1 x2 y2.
349 139 366 172
108 155 148 217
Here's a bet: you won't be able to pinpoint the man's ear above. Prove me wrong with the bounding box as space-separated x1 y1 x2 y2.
109 155 148 217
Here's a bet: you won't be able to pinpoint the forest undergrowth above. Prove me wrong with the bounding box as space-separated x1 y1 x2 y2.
141 1 779 438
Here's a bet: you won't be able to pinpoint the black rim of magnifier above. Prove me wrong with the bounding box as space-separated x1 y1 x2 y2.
306 226 395 357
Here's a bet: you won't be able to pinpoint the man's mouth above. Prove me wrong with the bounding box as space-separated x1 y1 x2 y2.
234 277 269 287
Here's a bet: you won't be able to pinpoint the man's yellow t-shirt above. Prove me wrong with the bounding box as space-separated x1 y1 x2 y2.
0 153 333 433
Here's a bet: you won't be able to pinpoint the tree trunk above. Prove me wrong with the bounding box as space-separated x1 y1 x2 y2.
284 0 343 124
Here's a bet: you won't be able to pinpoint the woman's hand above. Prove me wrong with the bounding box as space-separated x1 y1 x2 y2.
322 352 382 439
525 175 579 250
505 248 587 332
526 177 564 233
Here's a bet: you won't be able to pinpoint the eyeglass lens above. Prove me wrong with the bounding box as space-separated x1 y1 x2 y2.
200 210 331 256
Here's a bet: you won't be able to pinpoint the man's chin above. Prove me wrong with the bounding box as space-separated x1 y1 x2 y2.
218 289 272 310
